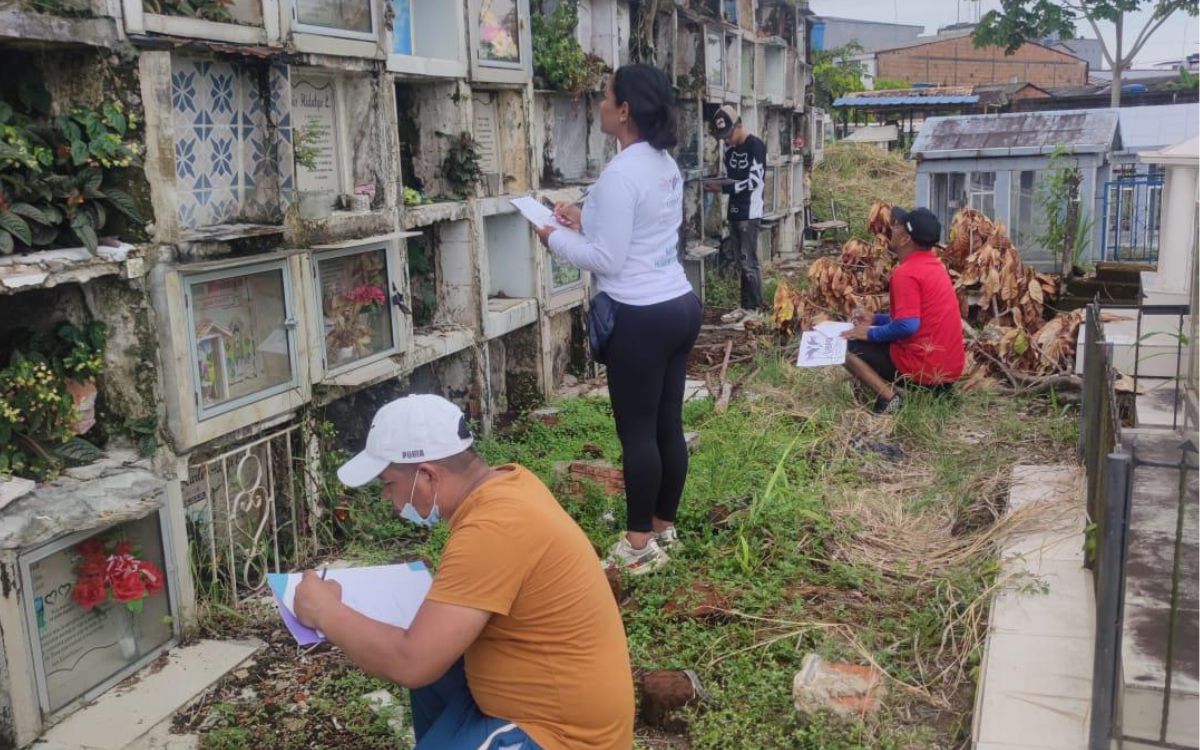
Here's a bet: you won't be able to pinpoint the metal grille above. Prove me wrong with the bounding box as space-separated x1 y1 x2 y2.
183 423 321 605
1102 175 1164 263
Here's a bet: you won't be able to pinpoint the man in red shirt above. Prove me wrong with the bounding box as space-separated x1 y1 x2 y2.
842 207 965 413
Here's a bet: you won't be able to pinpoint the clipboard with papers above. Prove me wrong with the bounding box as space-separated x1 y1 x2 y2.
796 321 854 368
268 562 433 646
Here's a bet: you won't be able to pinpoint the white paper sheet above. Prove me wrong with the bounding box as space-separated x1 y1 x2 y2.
796 321 854 368
509 196 563 229
270 563 433 644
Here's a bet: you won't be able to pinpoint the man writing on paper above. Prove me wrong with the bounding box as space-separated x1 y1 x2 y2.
293 395 633 750
841 207 965 413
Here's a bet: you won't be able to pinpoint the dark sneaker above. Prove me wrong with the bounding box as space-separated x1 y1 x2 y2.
874 394 902 414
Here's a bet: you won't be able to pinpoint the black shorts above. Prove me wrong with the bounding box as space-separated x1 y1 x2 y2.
848 340 898 382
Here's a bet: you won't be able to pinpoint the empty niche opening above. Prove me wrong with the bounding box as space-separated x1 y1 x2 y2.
791 160 805 207
704 28 724 92
763 109 781 160
408 346 480 419
408 219 474 332
485 212 537 302
763 46 785 102
763 165 776 214
740 41 755 95
652 9 674 72
675 20 703 90
675 100 701 171
487 324 542 416
723 33 740 94
781 114 793 157
395 80 464 202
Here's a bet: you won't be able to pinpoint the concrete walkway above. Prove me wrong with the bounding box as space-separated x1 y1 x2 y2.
973 465 1094 750
35 638 263 750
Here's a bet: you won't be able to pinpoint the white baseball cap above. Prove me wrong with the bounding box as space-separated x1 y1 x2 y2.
337 395 474 487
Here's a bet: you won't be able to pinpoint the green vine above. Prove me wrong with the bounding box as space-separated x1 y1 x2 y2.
440 132 483 199
143 0 233 22
531 2 609 95
293 120 327 172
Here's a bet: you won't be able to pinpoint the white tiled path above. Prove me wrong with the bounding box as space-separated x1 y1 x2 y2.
973 465 1094 750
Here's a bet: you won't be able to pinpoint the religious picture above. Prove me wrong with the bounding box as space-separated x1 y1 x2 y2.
478 0 519 64
188 267 293 414
295 0 373 35
317 247 395 368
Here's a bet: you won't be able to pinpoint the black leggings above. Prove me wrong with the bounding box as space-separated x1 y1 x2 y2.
605 292 703 533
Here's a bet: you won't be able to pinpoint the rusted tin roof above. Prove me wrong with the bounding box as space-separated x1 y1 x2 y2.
911 108 1120 160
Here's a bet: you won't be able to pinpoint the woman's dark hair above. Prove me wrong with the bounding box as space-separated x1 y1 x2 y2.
612 64 678 152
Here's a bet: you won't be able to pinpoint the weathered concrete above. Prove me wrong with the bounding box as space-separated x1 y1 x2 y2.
39 639 264 750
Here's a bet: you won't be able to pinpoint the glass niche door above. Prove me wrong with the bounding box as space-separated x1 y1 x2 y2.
184 261 299 419
313 243 399 372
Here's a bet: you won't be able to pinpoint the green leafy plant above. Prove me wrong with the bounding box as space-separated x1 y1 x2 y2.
0 90 143 255
0 322 107 479
440 132 483 199
144 0 234 22
403 186 429 206
1036 146 1093 276
532 2 610 95
293 121 327 172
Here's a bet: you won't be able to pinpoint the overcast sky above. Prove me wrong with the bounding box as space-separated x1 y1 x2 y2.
808 0 1199 66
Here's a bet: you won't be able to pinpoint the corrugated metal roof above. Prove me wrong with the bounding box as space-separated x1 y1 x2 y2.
832 94 978 107
911 108 1120 159
1118 103 1200 152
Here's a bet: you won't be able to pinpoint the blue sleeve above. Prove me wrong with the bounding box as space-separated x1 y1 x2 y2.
868 316 920 343
873 313 891 326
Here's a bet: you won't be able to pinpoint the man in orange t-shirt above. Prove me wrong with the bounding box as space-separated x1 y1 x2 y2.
294 395 634 750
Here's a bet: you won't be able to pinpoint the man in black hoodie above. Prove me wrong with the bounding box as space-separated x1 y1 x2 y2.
705 105 767 323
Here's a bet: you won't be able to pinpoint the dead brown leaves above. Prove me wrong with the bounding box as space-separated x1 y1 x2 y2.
772 202 1085 389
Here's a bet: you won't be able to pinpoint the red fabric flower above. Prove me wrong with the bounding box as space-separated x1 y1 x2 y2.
111 570 145 603
77 555 106 577
76 538 106 559
72 574 108 610
114 540 133 556
139 561 165 594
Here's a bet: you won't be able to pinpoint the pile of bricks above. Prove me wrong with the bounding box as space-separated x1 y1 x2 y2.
555 460 626 496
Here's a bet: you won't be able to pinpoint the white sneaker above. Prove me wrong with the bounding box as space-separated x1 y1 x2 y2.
720 308 747 324
603 537 670 576
655 526 680 549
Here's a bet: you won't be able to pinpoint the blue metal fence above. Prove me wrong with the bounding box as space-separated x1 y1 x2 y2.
1102 176 1164 263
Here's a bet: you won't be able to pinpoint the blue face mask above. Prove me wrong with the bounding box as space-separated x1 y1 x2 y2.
399 470 440 527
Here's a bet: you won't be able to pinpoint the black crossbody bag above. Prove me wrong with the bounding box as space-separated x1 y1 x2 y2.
587 292 620 365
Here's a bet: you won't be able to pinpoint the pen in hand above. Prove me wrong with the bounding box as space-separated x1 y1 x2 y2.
319 566 328 581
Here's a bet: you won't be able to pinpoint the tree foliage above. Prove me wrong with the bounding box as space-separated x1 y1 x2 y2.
973 1 1198 105
812 43 866 110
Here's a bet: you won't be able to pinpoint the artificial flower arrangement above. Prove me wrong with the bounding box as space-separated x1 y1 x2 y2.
327 283 386 361
479 0 519 62
71 536 165 613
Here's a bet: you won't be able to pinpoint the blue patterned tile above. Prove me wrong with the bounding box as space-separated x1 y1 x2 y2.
269 63 290 122
179 200 198 228
211 134 235 179
175 137 197 180
208 188 238 225
171 69 197 113
194 174 213 206
193 110 214 142
211 70 236 117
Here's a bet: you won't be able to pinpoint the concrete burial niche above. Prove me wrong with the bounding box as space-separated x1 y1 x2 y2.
396 79 473 201
0 468 177 749
405 219 479 369
486 324 543 414
483 211 539 339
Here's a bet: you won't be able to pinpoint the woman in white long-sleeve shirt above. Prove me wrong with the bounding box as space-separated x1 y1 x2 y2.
535 65 701 575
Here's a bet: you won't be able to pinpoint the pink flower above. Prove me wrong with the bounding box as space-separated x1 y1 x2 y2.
345 285 385 307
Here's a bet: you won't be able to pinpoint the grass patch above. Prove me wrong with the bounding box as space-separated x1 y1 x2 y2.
192 355 1077 749
811 143 916 241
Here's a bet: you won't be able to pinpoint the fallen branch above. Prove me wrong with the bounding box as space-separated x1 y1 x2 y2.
715 340 734 414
